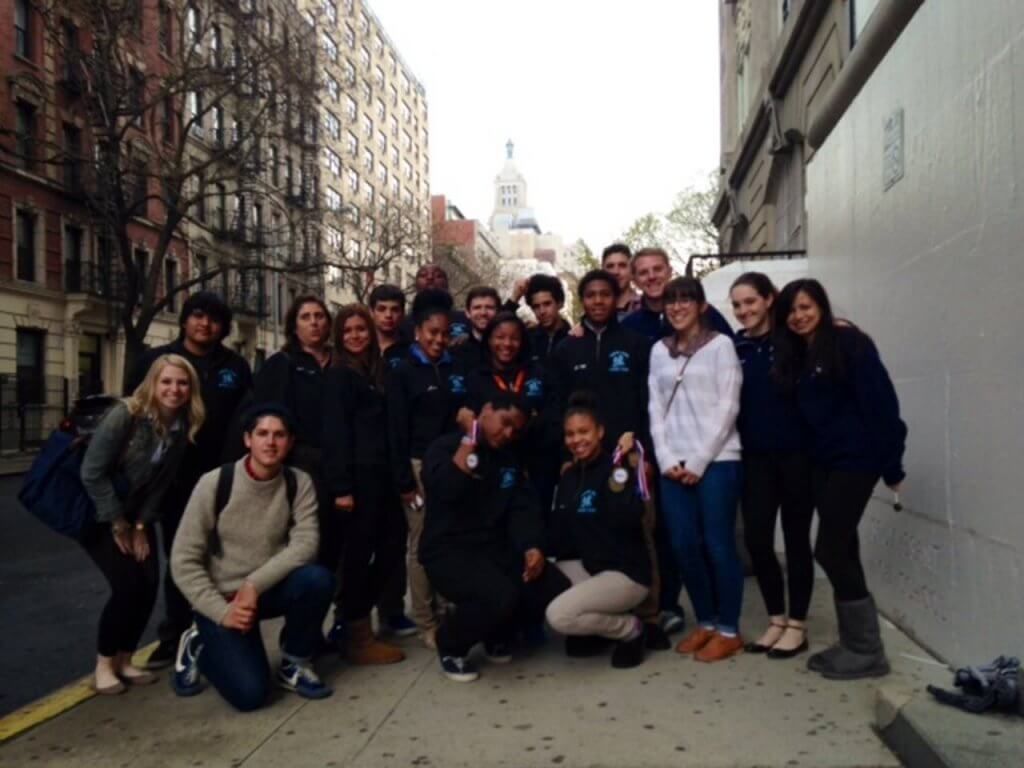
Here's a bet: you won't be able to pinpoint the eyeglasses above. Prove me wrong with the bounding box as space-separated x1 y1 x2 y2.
665 297 698 307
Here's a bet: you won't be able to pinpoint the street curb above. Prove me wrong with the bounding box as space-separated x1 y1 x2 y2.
0 642 157 744
875 686 949 768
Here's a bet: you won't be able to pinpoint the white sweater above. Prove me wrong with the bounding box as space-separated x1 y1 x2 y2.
647 334 743 478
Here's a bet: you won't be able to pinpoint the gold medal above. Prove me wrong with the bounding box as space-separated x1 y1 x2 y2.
608 466 629 493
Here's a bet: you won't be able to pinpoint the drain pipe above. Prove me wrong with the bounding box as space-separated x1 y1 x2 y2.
806 0 927 149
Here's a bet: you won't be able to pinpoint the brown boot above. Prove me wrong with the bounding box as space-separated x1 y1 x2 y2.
346 619 406 665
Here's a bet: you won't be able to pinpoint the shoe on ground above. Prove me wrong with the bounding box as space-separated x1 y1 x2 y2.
144 639 177 670
440 654 479 682
675 627 716 655
645 622 671 651
346 618 405 665
119 668 158 686
171 625 205 697
483 640 512 664
815 595 890 680
695 633 745 662
277 660 333 699
766 627 809 660
565 635 611 658
658 610 686 635
91 677 126 696
384 614 419 638
611 632 645 669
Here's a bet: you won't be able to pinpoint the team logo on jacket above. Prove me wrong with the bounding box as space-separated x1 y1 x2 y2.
525 378 543 398
578 489 599 515
448 374 466 394
217 369 240 389
608 350 631 373
451 322 469 338
387 357 402 370
499 467 517 489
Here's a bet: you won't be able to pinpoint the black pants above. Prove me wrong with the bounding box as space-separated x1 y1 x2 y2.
812 467 878 602
81 522 160 657
337 465 406 622
424 550 570 657
742 451 816 620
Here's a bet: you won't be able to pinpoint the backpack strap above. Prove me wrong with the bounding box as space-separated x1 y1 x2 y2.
282 466 297 509
208 462 236 557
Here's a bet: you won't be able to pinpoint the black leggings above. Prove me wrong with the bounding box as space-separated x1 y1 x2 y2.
742 452 815 620
81 522 160 657
337 465 406 622
812 468 879 602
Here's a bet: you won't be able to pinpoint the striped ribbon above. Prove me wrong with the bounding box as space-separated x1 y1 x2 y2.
611 443 651 502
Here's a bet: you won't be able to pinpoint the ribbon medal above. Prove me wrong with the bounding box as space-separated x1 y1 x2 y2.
608 465 629 493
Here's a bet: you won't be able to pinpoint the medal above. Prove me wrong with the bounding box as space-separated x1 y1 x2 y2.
466 452 480 471
608 465 629 493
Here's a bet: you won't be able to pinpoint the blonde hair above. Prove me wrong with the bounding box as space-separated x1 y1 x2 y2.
125 354 205 443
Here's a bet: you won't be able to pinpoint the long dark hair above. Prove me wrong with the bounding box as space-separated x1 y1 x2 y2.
332 304 385 388
663 276 710 331
482 312 530 369
772 279 848 389
282 295 332 355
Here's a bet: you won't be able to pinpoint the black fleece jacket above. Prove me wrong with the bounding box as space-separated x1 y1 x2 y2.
549 452 652 587
548 316 652 453
419 433 543 563
253 349 331 456
321 365 390 499
528 322 570 364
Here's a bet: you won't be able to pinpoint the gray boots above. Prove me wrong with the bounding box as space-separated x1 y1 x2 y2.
808 594 890 680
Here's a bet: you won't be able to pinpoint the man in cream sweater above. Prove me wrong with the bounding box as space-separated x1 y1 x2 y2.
170 404 334 710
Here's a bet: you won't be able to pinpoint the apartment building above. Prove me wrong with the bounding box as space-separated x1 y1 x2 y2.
0 0 318 458
310 0 431 306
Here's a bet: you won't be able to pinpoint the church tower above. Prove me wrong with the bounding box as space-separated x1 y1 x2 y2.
489 139 531 232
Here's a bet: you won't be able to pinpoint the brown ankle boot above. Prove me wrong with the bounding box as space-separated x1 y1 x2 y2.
346 619 406 665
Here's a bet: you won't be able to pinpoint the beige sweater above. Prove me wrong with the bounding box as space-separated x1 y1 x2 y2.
171 459 319 624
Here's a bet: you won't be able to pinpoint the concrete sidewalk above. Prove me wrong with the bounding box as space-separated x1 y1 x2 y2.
0 583 946 768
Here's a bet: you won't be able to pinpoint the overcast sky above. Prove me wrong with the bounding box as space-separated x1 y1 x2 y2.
370 0 721 252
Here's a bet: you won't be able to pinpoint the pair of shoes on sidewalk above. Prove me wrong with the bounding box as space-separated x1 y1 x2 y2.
439 640 513 683
171 625 333 700
675 627 745 662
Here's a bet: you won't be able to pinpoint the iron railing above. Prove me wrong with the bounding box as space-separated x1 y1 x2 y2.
685 249 807 278
0 375 69 452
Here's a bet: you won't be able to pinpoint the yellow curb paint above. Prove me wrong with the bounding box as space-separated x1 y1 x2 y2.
0 642 158 744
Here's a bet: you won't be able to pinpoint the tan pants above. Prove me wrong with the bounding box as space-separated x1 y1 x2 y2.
546 561 649 640
404 458 437 632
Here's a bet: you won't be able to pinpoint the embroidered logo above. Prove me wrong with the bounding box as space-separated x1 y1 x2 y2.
499 467 517 489
608 350 631 373
578 489 599 515
387 357 403 370
448 374 466 394
525 378 543 398
217 369 240 389
450 322 469 338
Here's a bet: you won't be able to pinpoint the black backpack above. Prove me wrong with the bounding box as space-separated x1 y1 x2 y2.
208 461 298 556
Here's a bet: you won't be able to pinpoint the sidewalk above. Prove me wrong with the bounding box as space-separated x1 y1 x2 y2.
0 582 946 768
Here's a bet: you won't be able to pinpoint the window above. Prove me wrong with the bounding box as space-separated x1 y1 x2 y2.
390 84 398 106
374 34 384 57
401 72 410 93
341 95 355 122
195 168 207 222
187 91 202 136
194 253 208 285
361 78 372 103
850 0 882 45
64 225 84 291
78 334 103 397
186 4 200 50
323 33 338 63
323 0 337 24
62 123 82 190
344 23 355 49
346 130 358 155
376 98 386 122
323 110 341 140
14 0 31 58
344 59 356 84
361 113 373 137
216 183 227 229
377 163 387 185
359 46 371 70
347 239 362 261
14 101 36 171
285 157 294 192
134 249 149 302
164 260 178 311
16 210 36 281
390 145 399 166
377 130 387 152
389 114 398 137
16 330 45 405
326 225 342 251
324 147 341 176
210 24 222 67
270 145 279 185
326 74 340 102
403 159 413 181
388 54 397 75
158 3 172 53
347 168 359 193
402 130 413 152
363 147 374 172
390 177 399 197
363 182 374 206
212 105 224 145
374 66 385 91
401 101 412 123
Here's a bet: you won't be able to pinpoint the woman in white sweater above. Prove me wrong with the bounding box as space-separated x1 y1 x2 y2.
648 277 745 663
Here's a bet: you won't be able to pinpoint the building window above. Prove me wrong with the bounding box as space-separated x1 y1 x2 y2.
187 91 203 136
327 74 340 102
326 186 342 211
377 130 387 152
195 169 207 222
216 183 227 229
360 78 372 103
347 168 359 193
78 334 103 397
134 249 148 302
165 259 178 311
323 33 338 63
344 59 356 84
185 4 200 50
359 46 371 70
64 225 84 291
389 114 398 137
324 110 341 140
402 130 413 152
62 123 82 190
15 210 36 282
16 329 45 406
390 84 398 106
194 252 208 285
14 0 31 58
376 98 386 122
346 131 358 155
14 101 36 171
324 0 337 24
377 163 387 186
850 0 882 46
345 95 357 122
363 147 374 172
363 183 374 206
344 23 355 49
161 96 174 143
270 145 279 185
324 147 341 176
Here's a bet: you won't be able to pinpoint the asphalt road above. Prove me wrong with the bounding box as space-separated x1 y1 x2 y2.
0 476 164 717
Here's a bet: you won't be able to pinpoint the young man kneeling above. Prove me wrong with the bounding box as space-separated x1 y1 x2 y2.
420 394 570 682
170 404 334 710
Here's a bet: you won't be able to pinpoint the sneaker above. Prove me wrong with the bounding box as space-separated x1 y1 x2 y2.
483 640 512 664
277 660 333 700
440 655 479 683
565 635 611 658
658 610 686 635
144 639 177 670
611 632 645 669
171 626 205 697
384 614 419 638
326 619 346 649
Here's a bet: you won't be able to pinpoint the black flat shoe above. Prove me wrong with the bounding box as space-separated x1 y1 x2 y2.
766 624 809 659
744 621 787 654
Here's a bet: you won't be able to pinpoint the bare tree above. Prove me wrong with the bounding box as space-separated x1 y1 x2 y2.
0 0 324 388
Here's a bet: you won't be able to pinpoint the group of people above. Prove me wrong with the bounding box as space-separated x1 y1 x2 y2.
75 244 907 712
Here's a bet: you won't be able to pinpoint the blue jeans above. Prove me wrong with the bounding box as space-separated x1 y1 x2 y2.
194 564 334 712
659 461 744 634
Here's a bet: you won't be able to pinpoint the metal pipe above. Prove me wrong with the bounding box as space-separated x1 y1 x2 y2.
806 0 927 149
